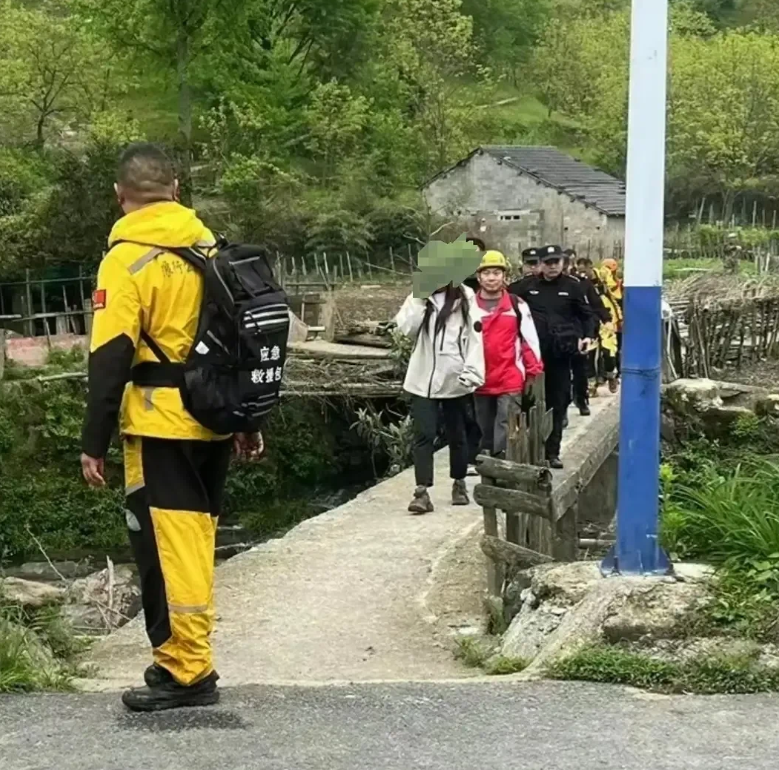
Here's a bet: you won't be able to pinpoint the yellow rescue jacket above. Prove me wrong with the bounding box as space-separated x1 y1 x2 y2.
82 202 223 458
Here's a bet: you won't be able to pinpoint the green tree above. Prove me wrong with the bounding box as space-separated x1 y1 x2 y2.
668 30 779 219
461 0 550 81
377 0 483 173
73 0 243 192
304 80 371 183
0 0 118 148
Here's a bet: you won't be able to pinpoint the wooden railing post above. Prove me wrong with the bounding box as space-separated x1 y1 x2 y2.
481 476 504 598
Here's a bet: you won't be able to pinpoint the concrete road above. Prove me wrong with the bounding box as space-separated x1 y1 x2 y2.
3 680 778 770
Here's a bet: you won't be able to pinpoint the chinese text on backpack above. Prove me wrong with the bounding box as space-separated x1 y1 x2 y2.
133 241 290 435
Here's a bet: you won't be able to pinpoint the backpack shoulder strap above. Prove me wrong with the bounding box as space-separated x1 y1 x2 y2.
508 292 525 341
165 246 209 273
111 241 210 364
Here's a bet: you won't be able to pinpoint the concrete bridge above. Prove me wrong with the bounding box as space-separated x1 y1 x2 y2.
84 393 619 690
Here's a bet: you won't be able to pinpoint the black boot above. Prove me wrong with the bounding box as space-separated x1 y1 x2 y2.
548 457 564 470
579 404 591 417
122 671 220 713
144 664 173 688
144 664 220 689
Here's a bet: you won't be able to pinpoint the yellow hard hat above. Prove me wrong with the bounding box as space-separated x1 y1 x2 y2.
478 250 508 272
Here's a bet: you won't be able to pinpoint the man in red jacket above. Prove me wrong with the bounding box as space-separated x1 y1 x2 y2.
474 251 544 458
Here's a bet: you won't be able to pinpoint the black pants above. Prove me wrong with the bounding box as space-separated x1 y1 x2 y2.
124 436 232 685
412 396 469 487
463 395 482 465
544 355 572 460
571 352 589 407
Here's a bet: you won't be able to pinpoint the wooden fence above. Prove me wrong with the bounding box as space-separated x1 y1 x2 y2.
0 269 94 340
474 376 574 598
682 295 779 378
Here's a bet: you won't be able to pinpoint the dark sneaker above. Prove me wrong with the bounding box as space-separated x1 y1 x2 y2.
408 486 434 515
579 404 591 417
452 479 470 506
608 377 619 394
144 664 220 689
548 457 564 470
122 672 220 713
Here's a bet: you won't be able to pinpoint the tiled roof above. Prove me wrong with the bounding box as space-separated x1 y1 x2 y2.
426 146 626 217
482 146 626 217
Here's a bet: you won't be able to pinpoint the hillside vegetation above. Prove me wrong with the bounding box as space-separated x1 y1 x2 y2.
0 0 778 276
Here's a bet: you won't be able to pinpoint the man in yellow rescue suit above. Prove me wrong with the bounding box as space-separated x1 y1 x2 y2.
81 143 261 712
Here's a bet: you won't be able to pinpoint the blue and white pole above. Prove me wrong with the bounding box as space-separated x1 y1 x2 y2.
602 0 671 576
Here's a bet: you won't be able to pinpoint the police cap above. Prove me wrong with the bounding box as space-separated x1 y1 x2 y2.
540 245 564 263
521 247 540 263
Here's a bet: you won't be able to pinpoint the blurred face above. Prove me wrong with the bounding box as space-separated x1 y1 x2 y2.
478 267 505 294
541 257 563 280
523 259 540 276
577 261 594 280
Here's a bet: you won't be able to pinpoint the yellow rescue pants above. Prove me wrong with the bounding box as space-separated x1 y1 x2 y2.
123 436 232 685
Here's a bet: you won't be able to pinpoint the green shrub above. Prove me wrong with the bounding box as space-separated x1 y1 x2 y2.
0 604 86 693
0 378 363 561
663 458 779 565
547 645 779 695
662 447 779 640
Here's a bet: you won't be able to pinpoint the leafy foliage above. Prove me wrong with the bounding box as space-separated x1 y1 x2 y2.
547 644 779 694
661 429 779 641
353 405 413 476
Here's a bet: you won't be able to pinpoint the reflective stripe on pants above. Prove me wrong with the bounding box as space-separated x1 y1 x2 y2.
123 435 231 686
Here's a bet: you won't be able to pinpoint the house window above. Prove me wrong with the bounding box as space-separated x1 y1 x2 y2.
498 212 522 221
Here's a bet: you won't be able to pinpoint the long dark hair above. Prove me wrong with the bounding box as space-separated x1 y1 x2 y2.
422 284 470 336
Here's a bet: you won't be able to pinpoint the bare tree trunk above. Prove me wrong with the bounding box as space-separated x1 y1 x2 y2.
177 28 193 205
35 112 47 151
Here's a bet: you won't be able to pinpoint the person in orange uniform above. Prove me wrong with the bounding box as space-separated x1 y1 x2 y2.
81 143 261 712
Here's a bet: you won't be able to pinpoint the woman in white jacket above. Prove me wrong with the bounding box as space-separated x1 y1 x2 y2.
395 284 485 514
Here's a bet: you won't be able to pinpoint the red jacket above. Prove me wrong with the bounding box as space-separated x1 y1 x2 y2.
476 291 544 396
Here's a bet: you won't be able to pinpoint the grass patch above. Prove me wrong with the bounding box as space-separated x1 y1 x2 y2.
454 636 528 676
547 645 779 694
484 655 529 676
662 442 779 641
0 604 88 693
455 636 492 669
663 257 757 281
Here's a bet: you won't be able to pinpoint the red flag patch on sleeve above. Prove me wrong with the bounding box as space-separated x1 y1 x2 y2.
92 289 107 310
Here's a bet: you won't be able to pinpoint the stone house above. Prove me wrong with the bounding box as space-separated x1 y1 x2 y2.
423 146 626 261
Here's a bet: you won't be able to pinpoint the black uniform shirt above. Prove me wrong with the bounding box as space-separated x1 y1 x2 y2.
511 274 596 345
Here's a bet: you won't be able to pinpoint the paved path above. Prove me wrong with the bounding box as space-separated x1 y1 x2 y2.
3 681 778 770
84 394 618 691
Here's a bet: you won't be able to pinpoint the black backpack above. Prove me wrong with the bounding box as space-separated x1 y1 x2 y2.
131 240 290 435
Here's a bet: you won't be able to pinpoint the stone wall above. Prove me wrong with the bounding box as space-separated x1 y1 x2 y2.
424 151 625 258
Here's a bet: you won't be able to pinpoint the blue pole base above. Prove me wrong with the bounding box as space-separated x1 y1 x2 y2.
605 284 673 578
600 543 673 577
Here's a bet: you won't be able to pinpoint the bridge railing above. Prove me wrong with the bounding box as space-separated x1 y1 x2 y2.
474 374 619 599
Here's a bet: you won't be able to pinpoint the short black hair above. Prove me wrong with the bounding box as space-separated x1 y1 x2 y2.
564 248 577 258
467 236 487 251
117 143 176 203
